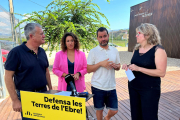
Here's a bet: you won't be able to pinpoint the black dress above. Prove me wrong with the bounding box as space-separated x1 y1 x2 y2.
128 45 164 120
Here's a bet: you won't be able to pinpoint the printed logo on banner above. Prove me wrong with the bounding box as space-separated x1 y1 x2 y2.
20 91 86 120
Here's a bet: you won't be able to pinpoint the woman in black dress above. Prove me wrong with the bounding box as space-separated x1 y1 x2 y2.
122 23 167 120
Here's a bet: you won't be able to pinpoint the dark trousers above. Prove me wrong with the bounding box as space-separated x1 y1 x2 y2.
16 87 47 120
128 84 160 120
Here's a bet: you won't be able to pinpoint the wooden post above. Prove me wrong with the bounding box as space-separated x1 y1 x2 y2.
8 0 16 42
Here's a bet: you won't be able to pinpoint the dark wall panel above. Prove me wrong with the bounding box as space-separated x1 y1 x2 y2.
128 0 180 58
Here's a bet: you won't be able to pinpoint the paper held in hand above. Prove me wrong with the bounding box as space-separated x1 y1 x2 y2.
125 68 135 82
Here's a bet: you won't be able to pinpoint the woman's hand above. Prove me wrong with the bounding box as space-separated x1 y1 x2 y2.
129 64 140 71
62 73 68 77
122 64 129 71
72 73 79 80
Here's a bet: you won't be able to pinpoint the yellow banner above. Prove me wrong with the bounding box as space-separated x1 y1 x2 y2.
20 91 86 120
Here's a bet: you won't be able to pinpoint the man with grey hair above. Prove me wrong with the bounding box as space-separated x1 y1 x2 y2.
4 23 52 120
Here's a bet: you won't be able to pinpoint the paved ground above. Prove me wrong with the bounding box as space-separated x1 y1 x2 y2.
1 70 180 120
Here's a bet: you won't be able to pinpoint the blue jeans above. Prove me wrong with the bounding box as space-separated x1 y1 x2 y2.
91 86 118 111
16 87 47 120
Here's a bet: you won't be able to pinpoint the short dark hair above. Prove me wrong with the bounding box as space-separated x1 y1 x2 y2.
96 27 108 37
61 32 80 52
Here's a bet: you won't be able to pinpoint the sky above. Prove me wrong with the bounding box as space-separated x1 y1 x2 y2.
0 0 147 35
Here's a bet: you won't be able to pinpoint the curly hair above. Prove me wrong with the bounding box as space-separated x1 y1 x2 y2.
134 23 161 50
61 32 80 52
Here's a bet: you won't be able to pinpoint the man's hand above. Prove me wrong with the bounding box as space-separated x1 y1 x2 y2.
109 62 120 70
100 58 113 70
12 99 22 112
48 85 53 90
5 70 22 112
109 63 117 69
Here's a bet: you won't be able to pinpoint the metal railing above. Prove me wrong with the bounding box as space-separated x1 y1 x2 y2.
0 5 22 44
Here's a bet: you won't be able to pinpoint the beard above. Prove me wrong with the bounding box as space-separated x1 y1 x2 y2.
99 39 109 46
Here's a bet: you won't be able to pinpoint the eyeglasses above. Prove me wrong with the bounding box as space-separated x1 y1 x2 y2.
136 32 141 36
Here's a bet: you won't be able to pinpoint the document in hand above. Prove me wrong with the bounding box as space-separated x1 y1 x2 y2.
125 68 135 82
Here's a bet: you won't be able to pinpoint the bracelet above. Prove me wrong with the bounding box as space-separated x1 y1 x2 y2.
78 72 81 76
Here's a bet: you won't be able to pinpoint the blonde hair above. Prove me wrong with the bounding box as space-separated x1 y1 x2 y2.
134 23 161 50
